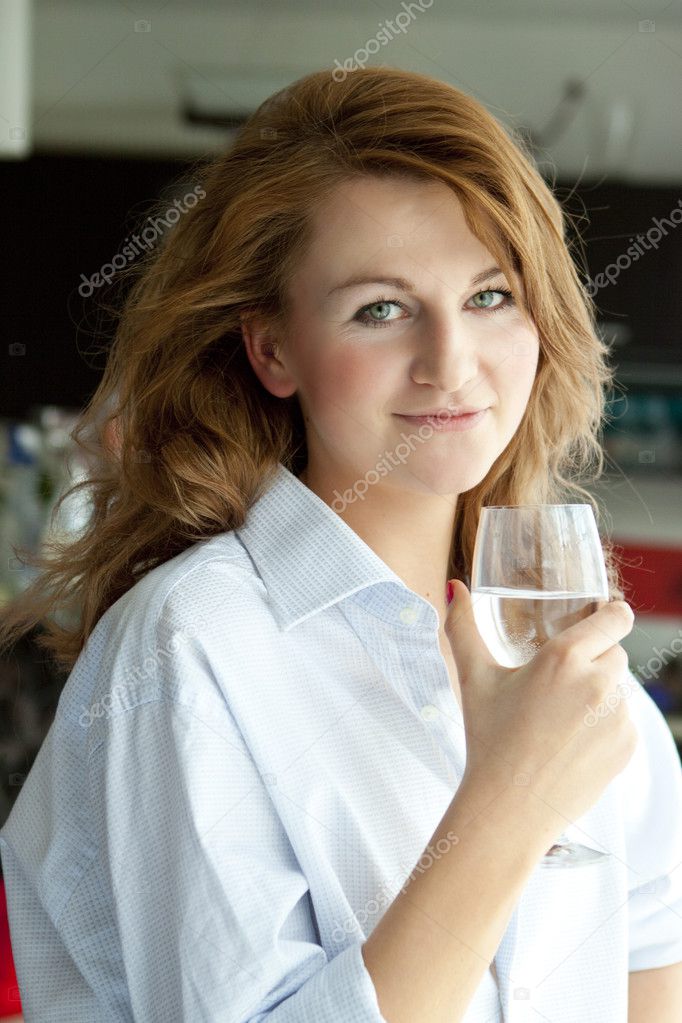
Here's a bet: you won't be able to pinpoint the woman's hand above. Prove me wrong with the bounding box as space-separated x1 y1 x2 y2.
445 580 637 828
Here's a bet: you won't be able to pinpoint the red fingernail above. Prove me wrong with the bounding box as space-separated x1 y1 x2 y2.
446 580 455 606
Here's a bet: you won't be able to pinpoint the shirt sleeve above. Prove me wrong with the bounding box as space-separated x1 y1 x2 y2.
624 672 682 972
89 615 387 1022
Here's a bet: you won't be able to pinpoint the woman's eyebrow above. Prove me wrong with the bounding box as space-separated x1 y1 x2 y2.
326 265 504 297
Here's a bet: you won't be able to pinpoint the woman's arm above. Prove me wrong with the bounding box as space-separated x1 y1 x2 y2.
363 589 638 1023
628 961 682 1021
362 776 566 1023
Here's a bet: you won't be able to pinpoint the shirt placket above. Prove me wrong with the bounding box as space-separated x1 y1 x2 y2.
343 586 519 1020
394 598 521 1022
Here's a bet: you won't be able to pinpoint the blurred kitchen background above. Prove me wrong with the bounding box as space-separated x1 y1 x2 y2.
1 1 682 1015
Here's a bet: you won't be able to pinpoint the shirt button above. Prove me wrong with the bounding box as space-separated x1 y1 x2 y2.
420 704 439 721
399 606 419 625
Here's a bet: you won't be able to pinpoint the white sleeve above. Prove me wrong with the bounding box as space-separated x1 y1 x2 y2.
90 615 387 1022
623 672 682 971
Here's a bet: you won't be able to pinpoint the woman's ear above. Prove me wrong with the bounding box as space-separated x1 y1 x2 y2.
239 313 298 399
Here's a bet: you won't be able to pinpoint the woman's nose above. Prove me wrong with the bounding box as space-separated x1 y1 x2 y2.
409 319 479 393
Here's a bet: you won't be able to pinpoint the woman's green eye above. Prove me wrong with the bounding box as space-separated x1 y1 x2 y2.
354 287 515 330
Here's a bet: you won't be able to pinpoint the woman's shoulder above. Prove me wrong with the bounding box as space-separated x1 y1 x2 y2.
97 531 261 642
57 532 266 730
618 668 682 879
624 669 680 765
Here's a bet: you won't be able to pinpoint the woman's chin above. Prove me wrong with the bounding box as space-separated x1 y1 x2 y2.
394 465 492 497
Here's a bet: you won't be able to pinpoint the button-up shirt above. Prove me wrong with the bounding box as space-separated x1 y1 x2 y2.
1 461 681 1022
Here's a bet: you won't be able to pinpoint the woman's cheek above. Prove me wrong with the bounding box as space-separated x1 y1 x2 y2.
322 347 389 439
325 344 382 402
294 345 364 429
502 344 539 432
490 330 539 389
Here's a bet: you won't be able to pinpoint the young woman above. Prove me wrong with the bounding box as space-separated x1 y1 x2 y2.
1 66 681 1022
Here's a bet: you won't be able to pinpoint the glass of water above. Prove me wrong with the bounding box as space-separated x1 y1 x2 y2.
470 504 611 868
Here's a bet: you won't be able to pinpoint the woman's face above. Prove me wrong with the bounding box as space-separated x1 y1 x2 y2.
244 174 540 497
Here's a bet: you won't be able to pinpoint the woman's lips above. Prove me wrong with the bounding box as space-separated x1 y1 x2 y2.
395 408 489 432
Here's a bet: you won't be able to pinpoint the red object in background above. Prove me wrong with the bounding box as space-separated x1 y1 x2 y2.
615 542 682 617
0 878 22 1017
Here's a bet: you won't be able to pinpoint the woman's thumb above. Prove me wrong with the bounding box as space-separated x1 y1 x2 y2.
445 579 495 679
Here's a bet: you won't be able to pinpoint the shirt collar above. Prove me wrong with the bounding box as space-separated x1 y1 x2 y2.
234 462 437 632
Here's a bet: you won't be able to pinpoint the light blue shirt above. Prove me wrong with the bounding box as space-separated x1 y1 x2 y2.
2 462 682 1022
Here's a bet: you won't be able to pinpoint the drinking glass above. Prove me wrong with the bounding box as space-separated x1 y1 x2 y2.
470 504 611 868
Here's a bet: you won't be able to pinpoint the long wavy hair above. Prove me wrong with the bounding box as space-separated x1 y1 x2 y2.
0 65 626 674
